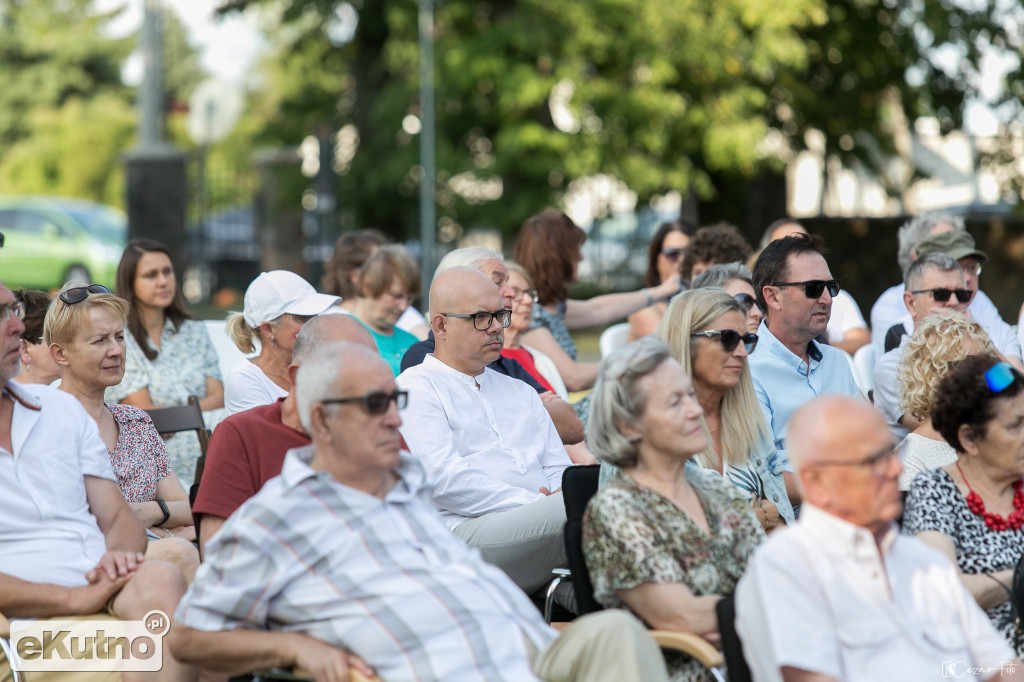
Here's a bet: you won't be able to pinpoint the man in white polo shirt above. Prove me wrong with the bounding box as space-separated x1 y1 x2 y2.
0 278 193 682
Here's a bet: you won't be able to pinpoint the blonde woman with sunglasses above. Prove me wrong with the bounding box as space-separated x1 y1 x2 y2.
658 288 794 530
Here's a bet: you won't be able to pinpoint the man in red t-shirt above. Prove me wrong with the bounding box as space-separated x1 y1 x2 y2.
193 313 376 551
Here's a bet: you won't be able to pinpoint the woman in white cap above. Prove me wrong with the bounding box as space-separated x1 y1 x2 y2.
223 270 341 416
109 238 224 487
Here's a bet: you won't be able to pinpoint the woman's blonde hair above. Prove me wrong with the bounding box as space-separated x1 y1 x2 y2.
44 282 130 348
897 312 994 421
657 288 770 469
225 311 289 354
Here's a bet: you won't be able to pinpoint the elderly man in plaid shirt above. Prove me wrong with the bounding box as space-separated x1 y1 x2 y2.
169 342 668 682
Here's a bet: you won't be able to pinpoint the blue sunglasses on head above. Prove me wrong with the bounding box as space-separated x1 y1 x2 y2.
985 362 1019 393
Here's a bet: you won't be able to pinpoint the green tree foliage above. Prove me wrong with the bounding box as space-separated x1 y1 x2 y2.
0 1 202 207
220 0 1018 238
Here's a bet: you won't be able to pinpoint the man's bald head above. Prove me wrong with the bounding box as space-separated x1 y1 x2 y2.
292 313 376 366
787 395 902 535
429 267 505 376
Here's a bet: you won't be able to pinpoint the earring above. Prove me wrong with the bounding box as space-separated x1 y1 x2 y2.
270 335 276 348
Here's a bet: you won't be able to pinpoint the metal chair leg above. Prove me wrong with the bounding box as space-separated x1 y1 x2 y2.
544 568 572 624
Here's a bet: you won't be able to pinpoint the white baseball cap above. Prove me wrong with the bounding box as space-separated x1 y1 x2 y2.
242 270 341 328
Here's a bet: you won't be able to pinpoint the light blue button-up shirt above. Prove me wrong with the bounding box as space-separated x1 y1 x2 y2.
748 321 861 470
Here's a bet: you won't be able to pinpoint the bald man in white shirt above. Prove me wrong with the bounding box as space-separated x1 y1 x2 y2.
397 267 572 600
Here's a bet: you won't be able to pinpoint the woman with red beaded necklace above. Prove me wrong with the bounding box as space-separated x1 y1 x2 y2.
903 354 1024 652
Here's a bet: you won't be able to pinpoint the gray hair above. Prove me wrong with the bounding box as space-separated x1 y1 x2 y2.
434 247 503 279
903 252 961 291
291 313 375 366
690 262 753 289
897 212 965 272
295 341 349 432
586 336 672 468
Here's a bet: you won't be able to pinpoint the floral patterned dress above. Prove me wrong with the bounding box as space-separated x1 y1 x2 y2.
106 403 175 502
583 465 765 682
105 318 223 486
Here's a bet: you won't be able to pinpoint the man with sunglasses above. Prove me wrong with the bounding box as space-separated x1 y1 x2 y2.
911 231 1021 369
191 313 377 553
171 341 670 682
872 253 970 441
397 267 573 601
749 234 861 489
737 395 1022 682
0 280 195 682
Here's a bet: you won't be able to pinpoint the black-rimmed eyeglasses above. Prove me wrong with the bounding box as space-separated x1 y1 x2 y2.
321 390 408 415
691 329 758 354
909 288 972 304
59 284 111 305
441 309 512 331
768 279 840 299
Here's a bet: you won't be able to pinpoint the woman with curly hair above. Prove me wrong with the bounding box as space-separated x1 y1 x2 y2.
896 313 994 490
679 223 752 284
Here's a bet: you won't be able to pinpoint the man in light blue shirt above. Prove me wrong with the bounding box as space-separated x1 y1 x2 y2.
748 234 861 489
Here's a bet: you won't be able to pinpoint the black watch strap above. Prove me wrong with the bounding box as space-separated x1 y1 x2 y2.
155 498 171 527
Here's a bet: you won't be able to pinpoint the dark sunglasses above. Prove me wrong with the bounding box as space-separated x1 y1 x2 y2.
661 247 685 262
441 309 512 331
691 329 758 354
909 288 972 304
985 362 1021 393
59 284 111 305
733 293 757 312
769 279 840 299
321 390 409 415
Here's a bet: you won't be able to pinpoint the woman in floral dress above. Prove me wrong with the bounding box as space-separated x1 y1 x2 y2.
106 239 223 487
47 283 199 582
583 337 764 681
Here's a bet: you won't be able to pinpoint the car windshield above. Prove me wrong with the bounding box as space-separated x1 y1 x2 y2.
64 206 127 245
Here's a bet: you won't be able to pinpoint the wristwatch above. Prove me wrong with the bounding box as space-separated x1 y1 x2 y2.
155 498 171 527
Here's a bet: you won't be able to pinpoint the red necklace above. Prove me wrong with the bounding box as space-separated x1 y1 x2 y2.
955 462 1024 532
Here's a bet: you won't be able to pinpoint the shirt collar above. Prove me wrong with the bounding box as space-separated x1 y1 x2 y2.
280 444 428 500
4 380 41 411
422 353 489 388
799 503 899 558
759 321 823 368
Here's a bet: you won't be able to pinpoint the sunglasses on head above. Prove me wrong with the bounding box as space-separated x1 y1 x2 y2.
661 247 685 262
769 279 840 299
321 390 409 415
691 329 758 354
59 284 111 305
909 288 972 304
985 362 1020 393
733 293 757 312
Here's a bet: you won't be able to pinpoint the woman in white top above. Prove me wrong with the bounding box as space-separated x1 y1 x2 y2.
223 270 340 415
896 313 994 490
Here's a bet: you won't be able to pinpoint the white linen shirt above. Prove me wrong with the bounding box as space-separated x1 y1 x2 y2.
0 381 117 588
397 354 571 529
736 504 1014 682
872 337 910 441
176 446 556 682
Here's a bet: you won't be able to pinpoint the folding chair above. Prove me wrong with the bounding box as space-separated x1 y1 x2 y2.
561 464 727 681
143 395 210 527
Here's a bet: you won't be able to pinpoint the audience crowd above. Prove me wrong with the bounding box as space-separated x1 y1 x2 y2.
2 209 1024 682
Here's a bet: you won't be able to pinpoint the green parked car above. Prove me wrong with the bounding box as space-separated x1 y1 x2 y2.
0 196 127 290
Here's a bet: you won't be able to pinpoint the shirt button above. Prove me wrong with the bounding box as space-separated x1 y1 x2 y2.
773 494 780 502
756 459 762 466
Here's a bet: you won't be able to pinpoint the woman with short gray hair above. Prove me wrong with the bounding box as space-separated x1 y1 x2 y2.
583 336 764 682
